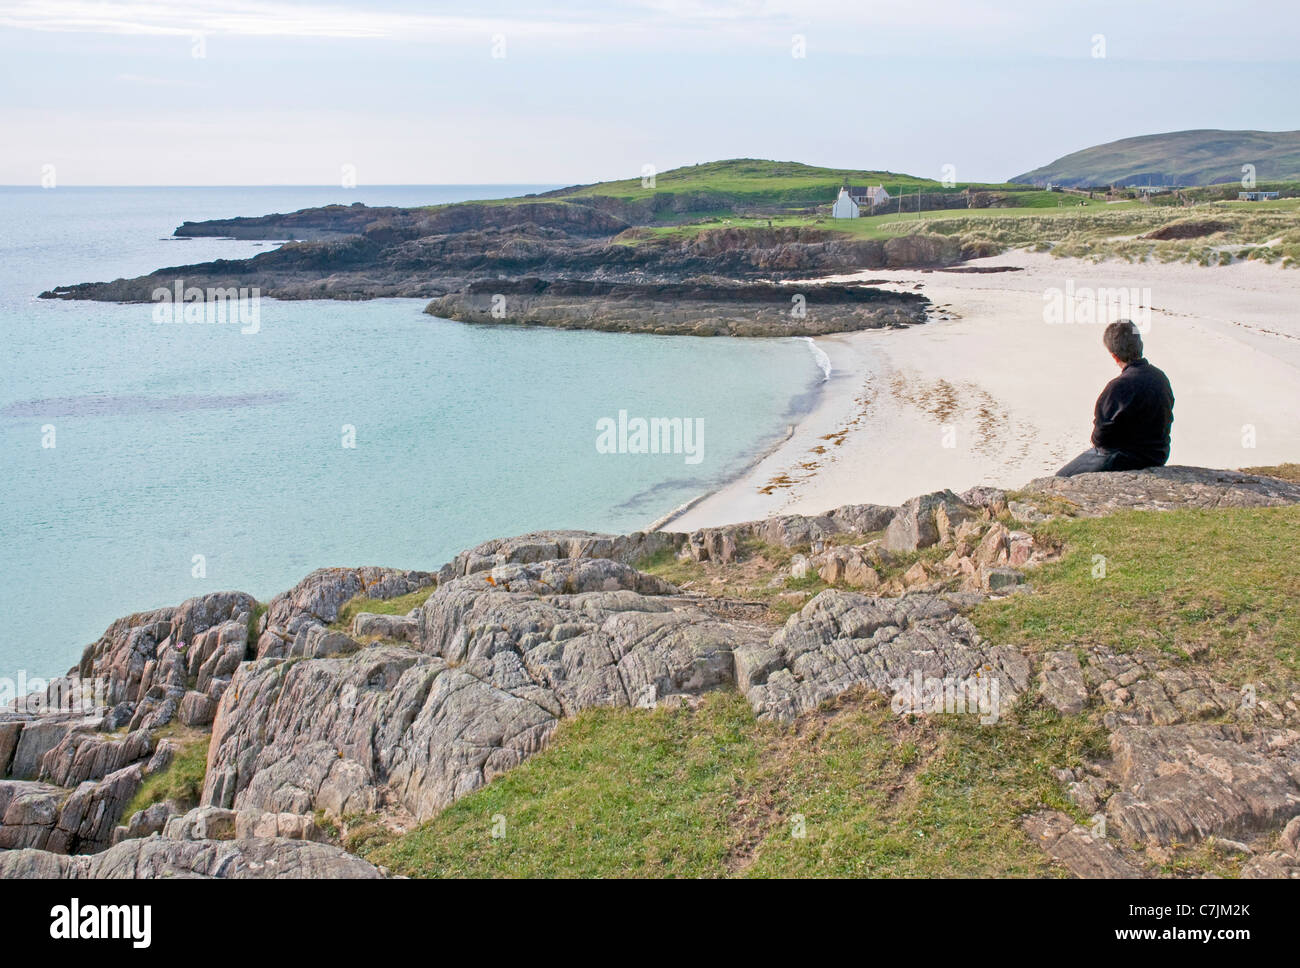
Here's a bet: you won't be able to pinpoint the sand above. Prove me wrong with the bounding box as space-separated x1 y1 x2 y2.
668 250 1300 530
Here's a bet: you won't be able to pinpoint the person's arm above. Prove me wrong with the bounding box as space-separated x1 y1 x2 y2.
1090 380 1127 449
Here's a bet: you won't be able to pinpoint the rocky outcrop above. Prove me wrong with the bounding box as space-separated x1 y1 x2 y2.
1104 725 1300 847
740 591 1031 721
75 590 257 710
204 559 764 824
352 612 419 642
173 200 629 243
1038 651 1089 716
883 489 978 552
1042 637 1300 861
0 764 142 853
255 566 434 659
42 196 964 307
0 836 384 878
425 278 928 337
5 464 1300 878
1023 811 1145 878
440 528 684 580
1020 465 1300 516
0 576 425 859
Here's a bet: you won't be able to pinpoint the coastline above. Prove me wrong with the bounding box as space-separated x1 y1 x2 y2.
667 249 1300 530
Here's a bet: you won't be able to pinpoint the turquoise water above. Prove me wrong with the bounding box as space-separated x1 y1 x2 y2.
0 186 820 679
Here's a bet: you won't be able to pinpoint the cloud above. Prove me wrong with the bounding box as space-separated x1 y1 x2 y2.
1 0 1295 59
114 72 205 86
0 0 594 39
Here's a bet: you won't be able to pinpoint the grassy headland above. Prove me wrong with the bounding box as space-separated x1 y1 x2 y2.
365 502 1298 878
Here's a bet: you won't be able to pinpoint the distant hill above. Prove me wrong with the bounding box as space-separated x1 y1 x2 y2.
1011 129 1300 188
543 158 960 211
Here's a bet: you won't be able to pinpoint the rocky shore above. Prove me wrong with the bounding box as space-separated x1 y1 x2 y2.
425 278 929 336
3 466 1299 879
37 196 984 334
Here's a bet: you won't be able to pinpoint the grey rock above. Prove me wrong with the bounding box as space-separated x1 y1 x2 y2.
1021 465 1300 517
235 810 327 842
114 799 183 845
1083 646 1240 729
743 590 1027 721
352 612 420 642
77 590 256 708
9 716 99 781
256 566 434 660
43 763 144 853
178 690 219 727
0 847 87 878
1039 650 1089 715
1282 815 1300 855
289 625 362 660
445 530 685 578
39 727 153 787
982 566 1024 593
205 559 764 825
1023 810 1144 878
1241 852 1300 878
163 805 238 841
0 837 384 879
959 486 1008 513
1105 724 1300 847
0 720 24 777
884 490 977 552
0 780 65 849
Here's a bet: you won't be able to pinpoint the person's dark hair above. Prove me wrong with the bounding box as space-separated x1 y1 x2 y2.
1103 319 1143 363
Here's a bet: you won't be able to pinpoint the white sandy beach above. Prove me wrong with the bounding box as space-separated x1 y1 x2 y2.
670 250 1300 530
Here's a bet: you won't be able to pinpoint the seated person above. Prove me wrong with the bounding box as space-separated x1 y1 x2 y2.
1057 320 1174 477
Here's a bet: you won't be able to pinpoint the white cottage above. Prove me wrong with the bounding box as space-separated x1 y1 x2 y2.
832 184 890 218
831 188 859 218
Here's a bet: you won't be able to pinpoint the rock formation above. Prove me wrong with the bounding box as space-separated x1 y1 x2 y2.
3 465 1299 878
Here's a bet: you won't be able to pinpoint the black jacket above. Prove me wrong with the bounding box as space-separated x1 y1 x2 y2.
1091 358 1174 465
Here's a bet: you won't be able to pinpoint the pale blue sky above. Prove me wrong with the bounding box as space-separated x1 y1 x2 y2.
1 0 1297 185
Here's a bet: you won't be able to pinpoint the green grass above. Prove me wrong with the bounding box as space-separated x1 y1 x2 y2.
331 585 436 632
620 189 1120 243
367 690 1105 878
358 505 1298 878
123 732 210 819
551 158 980 204
614 191 1300 268
419 159 1298 265
972 506 1300 687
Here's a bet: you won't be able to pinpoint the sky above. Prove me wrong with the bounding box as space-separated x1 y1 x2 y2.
1 0 1298 186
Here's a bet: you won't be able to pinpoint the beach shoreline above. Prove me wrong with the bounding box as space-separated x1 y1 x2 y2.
663 250 1300 531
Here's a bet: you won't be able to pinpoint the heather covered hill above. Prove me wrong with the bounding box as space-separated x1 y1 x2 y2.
1011 129 1300 187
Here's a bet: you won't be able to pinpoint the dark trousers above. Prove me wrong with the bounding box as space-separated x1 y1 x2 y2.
1055 447 1156 477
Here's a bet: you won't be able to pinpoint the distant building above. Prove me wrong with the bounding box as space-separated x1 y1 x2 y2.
831 188 859 218
1239 191 1280 201
1134 185 1173 196
832 184 891 218
848 184 890 207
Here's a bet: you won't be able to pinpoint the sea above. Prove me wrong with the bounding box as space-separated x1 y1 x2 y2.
0 185 823 680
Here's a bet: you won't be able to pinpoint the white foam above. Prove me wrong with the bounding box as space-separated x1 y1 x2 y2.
798 336 832 382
